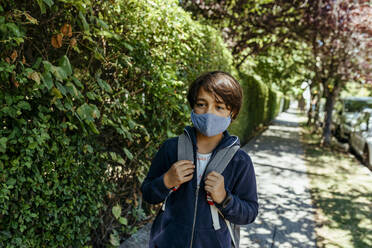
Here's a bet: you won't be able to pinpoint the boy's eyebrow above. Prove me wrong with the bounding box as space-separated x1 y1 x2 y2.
196 98 207 102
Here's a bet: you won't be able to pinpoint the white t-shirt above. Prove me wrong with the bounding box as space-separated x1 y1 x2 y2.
196 152 212 185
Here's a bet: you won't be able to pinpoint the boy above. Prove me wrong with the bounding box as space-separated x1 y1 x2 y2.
141 71 258 248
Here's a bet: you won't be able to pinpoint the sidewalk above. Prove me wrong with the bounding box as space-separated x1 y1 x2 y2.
121 107 317 247
239 107 316 247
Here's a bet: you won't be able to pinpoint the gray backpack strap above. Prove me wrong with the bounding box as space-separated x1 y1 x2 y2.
205 139 240 248
177 133 193 161
163 132 193 212
204 144 240 177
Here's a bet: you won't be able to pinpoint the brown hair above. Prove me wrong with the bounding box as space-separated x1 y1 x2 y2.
187 71 243 120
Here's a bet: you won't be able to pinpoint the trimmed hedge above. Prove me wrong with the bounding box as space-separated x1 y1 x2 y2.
228 72 287 144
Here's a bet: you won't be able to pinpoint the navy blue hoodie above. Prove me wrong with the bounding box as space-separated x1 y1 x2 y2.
141 126 258 248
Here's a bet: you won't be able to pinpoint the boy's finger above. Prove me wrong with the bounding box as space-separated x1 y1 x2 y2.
177 160 194 165
208 171 221 177
204 180 216 187
205 173 220 181
182 168 195 176
205 177 218 184
204 185 213 193
183 174 193 182
176 160 194 168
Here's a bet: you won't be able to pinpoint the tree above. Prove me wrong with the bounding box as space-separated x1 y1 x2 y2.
302 0 372 145
180 0 308 67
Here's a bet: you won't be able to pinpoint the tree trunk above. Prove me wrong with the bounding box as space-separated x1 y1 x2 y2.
322 93 336 146
322 80 341 146
307 83 315 126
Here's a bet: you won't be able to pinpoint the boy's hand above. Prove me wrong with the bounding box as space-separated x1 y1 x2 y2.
163 160 194 189
204 171 226 204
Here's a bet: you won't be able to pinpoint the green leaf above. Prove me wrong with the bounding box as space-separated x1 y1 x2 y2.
51 87 63 99
65 82 79 97
88 122 100 134
121 41 134 52
79 12 89 32
54 66 68 81
109 232 120 247
110 152 117 161
72 76 84 89
6 178 16 186
112 204 121 219
96 18 109 29
6 23 21 37
83 144 93 153
119 217 128 225
17 101 31 111
35 0 46 14
32 57 42 69
43 61 67 82
55 82 67 96
41 71 53 90
117 157 125 165
0 137 7 153
123 148 133 160
42 61 52 73
42 0 54 7
77 103 100 122
97 78 112 93
58 55 72 77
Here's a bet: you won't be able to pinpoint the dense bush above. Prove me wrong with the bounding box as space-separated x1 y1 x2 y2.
229 72 286 144
0 0 239 246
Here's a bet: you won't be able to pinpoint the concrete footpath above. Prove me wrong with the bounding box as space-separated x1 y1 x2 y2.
239 108 316 247
121 107 317 247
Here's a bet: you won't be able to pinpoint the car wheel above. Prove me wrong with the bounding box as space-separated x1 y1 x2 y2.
363 146 370 167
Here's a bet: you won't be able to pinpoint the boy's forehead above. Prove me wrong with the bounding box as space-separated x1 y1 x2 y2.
197 87 224 103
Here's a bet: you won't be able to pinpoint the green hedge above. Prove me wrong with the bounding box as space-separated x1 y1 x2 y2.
229 72 286 144
283 97 291 111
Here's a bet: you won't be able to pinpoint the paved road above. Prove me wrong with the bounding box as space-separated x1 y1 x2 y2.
121 107 317 248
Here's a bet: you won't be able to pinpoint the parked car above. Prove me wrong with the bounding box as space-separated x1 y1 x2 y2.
349 108 372 167
333 97 372 141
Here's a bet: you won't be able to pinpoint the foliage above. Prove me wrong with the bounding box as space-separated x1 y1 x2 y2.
180 0 308 66
229 71 285 144
301 0 372 145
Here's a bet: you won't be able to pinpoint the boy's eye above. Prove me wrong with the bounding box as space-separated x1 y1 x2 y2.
217 105 225 110
196 103 205 107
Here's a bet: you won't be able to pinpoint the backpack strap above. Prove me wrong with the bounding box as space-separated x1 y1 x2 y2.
213 206 238 247
205 143 239 247
177 132 193 161
162 132 193 211
203 144 240 177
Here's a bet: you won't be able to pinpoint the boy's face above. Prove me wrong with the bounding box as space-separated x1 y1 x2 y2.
194 87 231 118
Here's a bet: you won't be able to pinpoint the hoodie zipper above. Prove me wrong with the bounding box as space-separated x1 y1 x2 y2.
186 129 238 248
189 150 217 248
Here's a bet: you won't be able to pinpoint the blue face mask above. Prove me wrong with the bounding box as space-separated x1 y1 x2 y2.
191 110 231 137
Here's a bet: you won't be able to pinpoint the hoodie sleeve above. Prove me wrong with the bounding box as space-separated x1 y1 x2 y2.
140 139 175 204
215 150 259 225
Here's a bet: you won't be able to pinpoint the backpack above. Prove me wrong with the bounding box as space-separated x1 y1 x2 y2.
162 131 241 247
